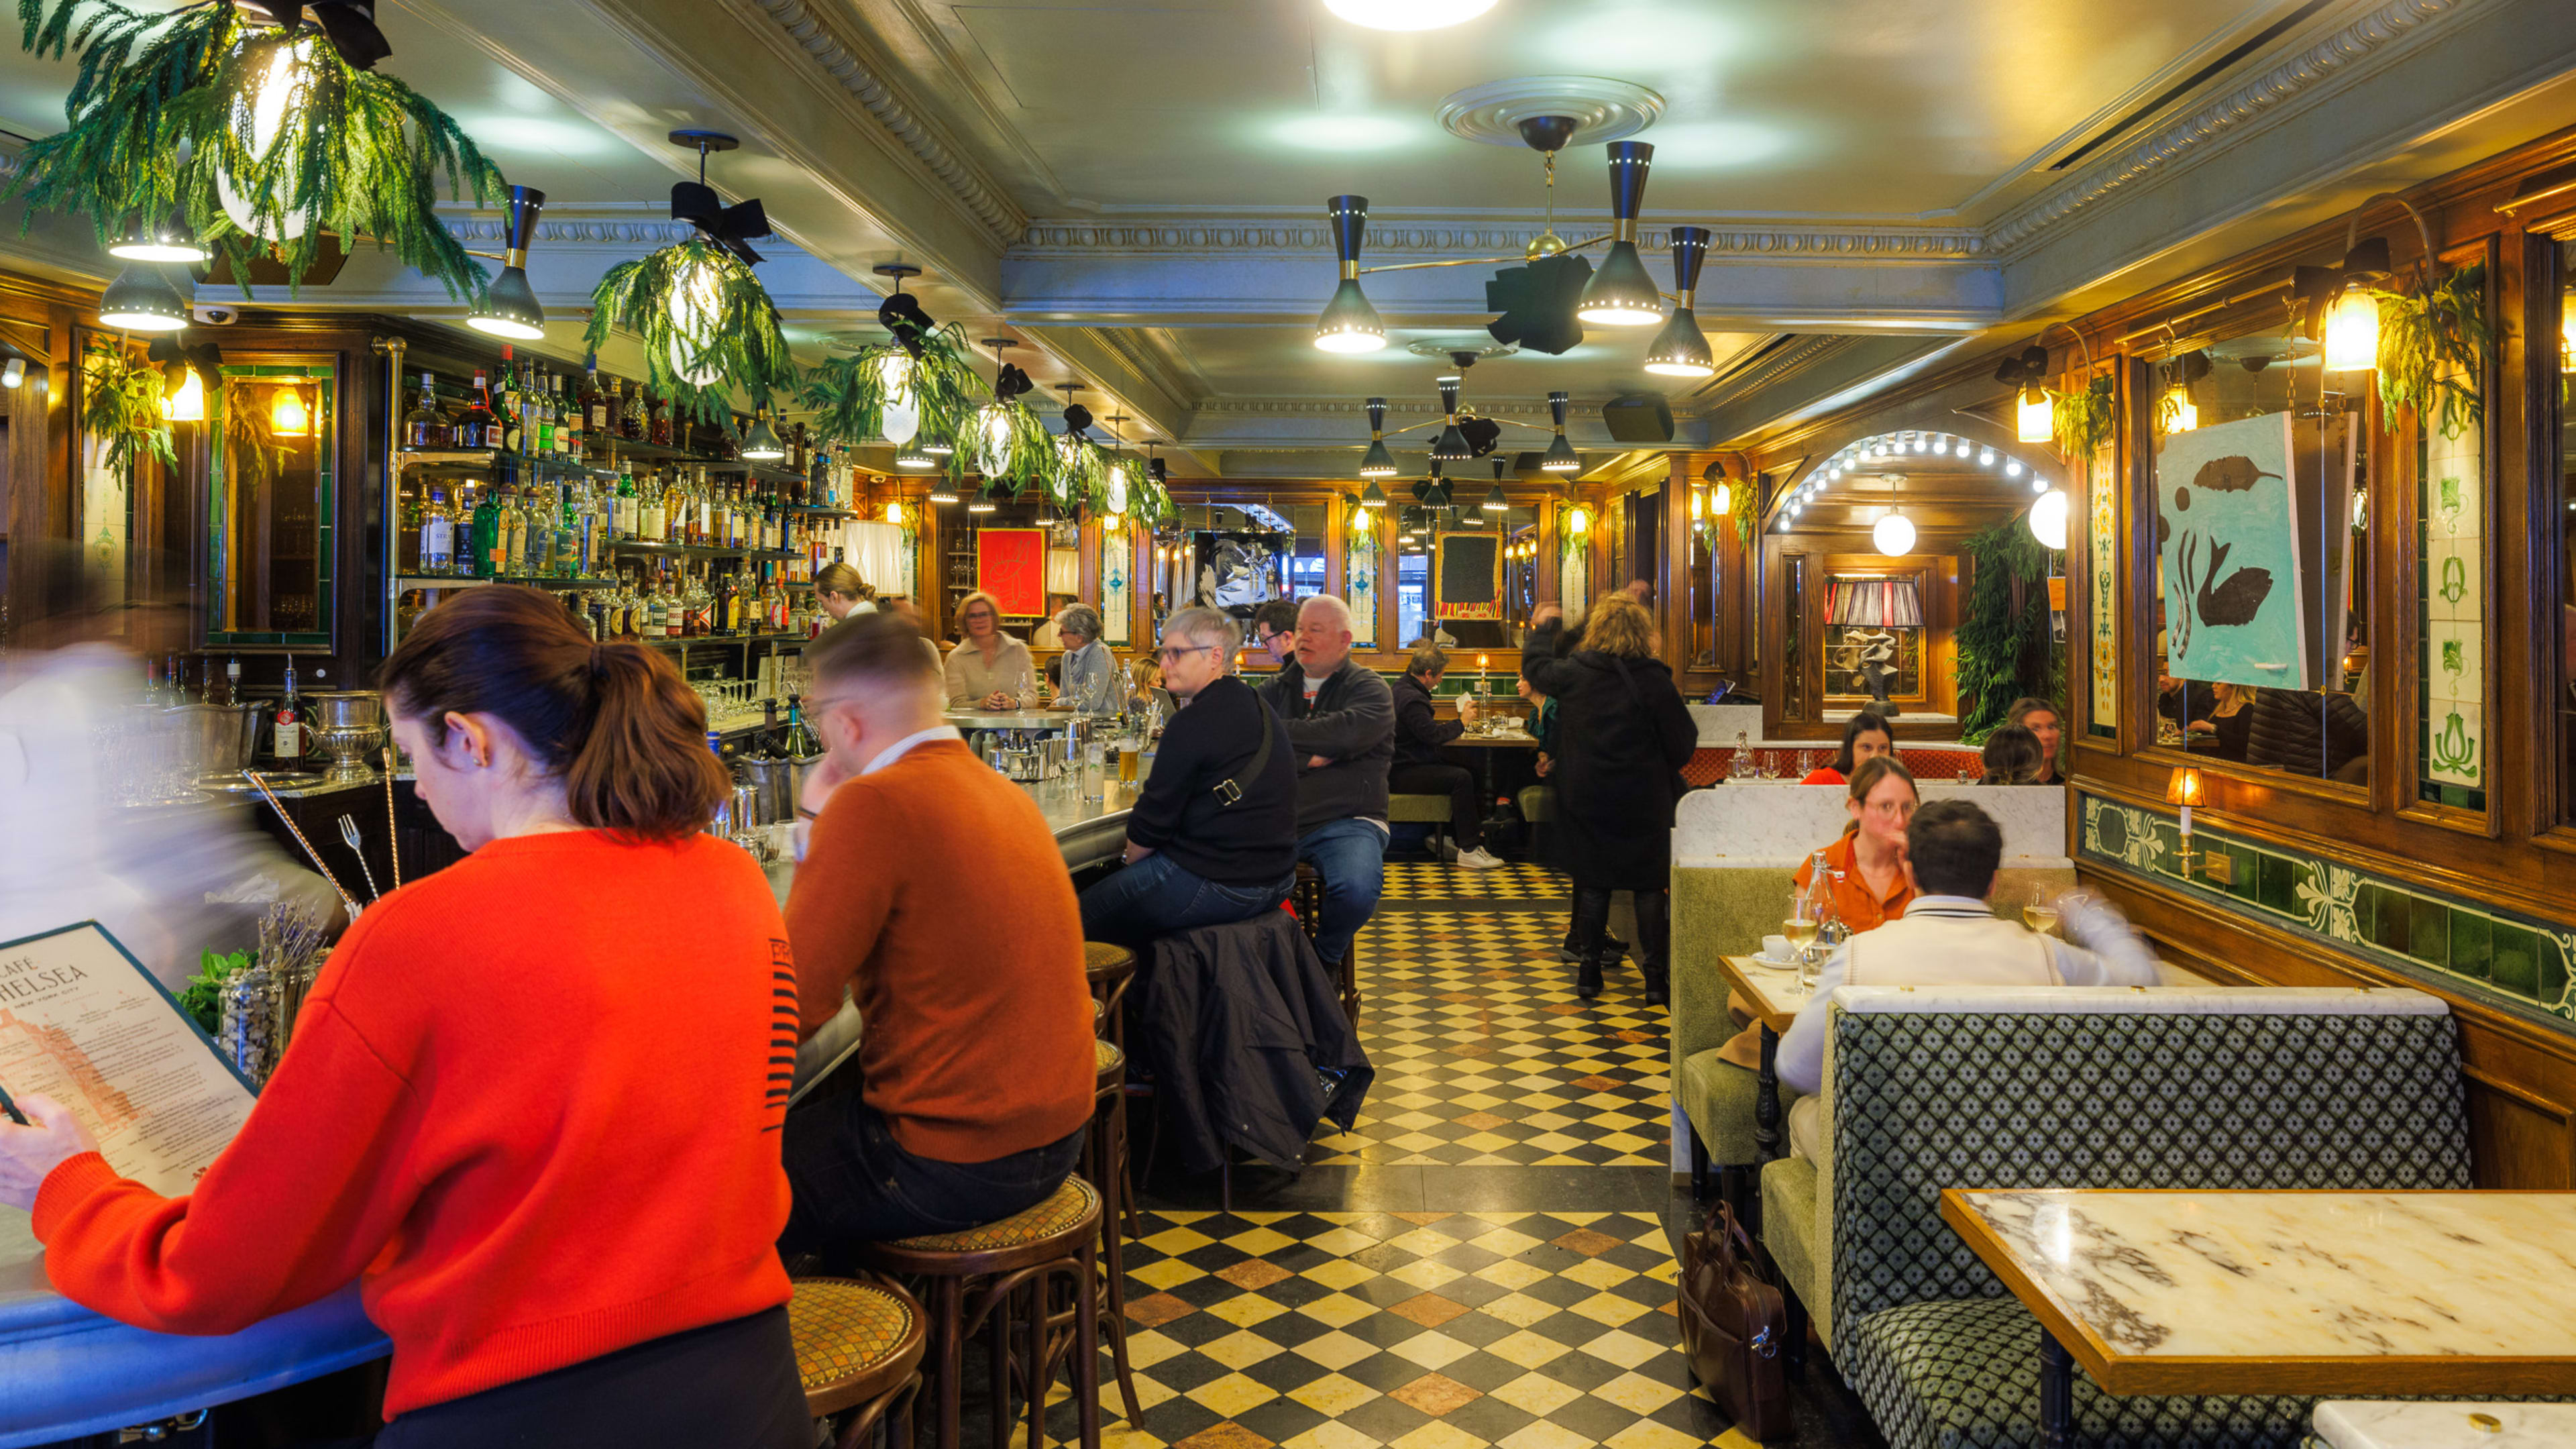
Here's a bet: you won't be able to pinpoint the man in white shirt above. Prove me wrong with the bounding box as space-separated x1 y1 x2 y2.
1775 798 2159 1163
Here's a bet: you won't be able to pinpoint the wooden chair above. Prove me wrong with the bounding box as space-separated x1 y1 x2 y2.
786 1275 928 1449
860 1177 1105 1449
1081 1036 1146 1428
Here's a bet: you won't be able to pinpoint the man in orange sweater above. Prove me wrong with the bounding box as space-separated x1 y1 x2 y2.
780 611 1095 1252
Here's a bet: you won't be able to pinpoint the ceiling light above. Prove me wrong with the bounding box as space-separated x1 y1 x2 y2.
1321 0 1496 30
1360 397 1398 476
1909 435 1926 453
1314 195 1387 353
1429 375 1472 462
1642 225 1715 377
928 478 961 504
894 437 936 470
1360 480 1387 508
1576 143 1662 327
877 352 920 445
2033 474 2049 494
1979 448 1996 466
1873 508 1915 556
968 483 998 513
1542 390 1580 472
1483 480 1507 513
2029 488 2070 549
665 252 726 386
742 407 787 460
109 211 209 265
467 185 548 339
920 417 955 455
2005 459 2024 478
2016 384 2051 444
99 263 189 332
217 37 321 241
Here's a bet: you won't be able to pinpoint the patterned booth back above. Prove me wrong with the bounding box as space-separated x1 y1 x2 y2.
1823 989 2470 1337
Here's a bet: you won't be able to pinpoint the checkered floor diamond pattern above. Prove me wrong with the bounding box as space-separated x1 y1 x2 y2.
1042 1209 1754 1449
1378 860 1575 900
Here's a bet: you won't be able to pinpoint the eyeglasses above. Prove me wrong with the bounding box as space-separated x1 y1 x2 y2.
1157 643 1221 662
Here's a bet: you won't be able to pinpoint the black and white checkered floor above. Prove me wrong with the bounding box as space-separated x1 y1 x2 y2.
1020 859 1886 1449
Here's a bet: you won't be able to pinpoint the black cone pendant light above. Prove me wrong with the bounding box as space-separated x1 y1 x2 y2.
1360 396 1397 476
1483 457 1509 513
1314 195 1387 353
1644 225 1715 377
1542 389 1579 473
468 186 548 340
1578 142 1662 327
99 263 189 332
1429 375 1470 462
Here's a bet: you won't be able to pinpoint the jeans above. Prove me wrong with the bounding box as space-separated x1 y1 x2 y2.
1295 817 1387 967
1389 761 1481 849
1079 853 1295 949
780 1096 1086 1261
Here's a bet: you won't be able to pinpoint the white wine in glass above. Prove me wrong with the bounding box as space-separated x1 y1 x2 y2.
2023 902 2061 935
1780 918 1820 958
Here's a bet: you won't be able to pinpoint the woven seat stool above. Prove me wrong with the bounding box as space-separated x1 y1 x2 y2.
1081 1036 1145 1427
1290 861 1360 1026
1084 941 1141 1238
787 1275 928 1449
861 1177 1105 1449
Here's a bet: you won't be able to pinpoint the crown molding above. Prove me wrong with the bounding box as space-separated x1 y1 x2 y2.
1195 396 1563 419
1014 219 1985 262
1696 334 1854 411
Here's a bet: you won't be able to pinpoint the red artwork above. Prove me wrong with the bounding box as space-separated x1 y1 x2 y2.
976 528 1047 618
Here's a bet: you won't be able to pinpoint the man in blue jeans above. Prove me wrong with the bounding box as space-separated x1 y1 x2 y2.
1258 594 1394 971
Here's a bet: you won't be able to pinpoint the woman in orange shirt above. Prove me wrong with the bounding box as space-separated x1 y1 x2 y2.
1792 755 1921 932
0 588 808 1447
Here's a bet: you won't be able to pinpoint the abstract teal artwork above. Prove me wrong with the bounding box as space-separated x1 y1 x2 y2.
2156 411 2306 690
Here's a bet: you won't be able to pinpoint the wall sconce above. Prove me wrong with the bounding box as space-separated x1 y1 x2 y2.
884 500 904 525
5 357 29 388
2166 766 2204 874
1566 506 1590 535
2308 191 2436 375
162 366 205 423
270 384 310 437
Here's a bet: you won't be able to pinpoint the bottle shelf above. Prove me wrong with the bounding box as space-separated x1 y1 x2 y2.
393 574 625 591
788 504 858 519
706 459 810 486
609 540 769 559
635 632 809 649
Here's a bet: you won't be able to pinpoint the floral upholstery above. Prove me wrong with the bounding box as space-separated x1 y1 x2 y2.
882 1175 1099 1254
787 1277 920 1393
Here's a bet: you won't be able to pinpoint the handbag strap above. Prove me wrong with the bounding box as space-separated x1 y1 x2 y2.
1213 696 1275 808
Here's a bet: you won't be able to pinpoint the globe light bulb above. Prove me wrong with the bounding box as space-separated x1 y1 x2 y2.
2029 488 2070 549
1873 508 1915 556
877 352 919 445
665 257 724 386
216 38 321 241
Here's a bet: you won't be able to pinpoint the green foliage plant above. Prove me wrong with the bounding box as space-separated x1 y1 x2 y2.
2049 374 2117 459
85 341 175 479
2369 261 2488 439
586 237 796 425
1955 518 2064 743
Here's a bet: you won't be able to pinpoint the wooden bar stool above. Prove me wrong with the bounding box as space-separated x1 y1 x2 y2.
1291 861 1360 1026
787 1275 928 1449
861 1177 1105 1449
1083 941 1142 1238
1083 1036 1146 1427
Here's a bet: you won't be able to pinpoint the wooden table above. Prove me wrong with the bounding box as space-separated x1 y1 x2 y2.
1715 953 1811 1165
1939 1189 2576 1448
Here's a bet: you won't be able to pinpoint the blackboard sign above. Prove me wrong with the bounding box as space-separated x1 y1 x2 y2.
1435 532 1501 621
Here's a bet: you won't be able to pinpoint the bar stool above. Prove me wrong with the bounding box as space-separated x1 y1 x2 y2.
1083 1035 1145 1426
861 1177 1105 1449
1083 941 1142 1238
786 1275 928 1449
1291 862 1360 1026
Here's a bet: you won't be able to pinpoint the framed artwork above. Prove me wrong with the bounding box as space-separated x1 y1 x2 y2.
1434 531 1501 620
975 527 1047 616
2155 411 2307 690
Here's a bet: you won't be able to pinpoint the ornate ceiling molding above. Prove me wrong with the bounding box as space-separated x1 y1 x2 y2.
1196 396 1561 418
1985 0 2461 254
1014 220 1985 262
443 215 700 248
1694 334 1853 411
744 0 1028 246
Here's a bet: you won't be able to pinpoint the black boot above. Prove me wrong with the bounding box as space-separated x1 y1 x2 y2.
1570 888 1613 1000
1559 930 1628 963
1634 890 1672 1007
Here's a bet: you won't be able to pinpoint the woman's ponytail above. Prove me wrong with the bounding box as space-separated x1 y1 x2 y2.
565 640 729 839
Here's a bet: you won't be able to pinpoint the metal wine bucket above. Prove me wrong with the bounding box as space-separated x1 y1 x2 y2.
734 752 817 825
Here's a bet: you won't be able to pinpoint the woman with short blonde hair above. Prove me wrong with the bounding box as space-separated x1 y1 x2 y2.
945 590 1036 710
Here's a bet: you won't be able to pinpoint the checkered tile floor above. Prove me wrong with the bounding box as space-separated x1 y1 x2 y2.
1378 861 1578 900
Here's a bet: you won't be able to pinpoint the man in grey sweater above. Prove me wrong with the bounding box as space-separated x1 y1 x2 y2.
1258 594 1394 969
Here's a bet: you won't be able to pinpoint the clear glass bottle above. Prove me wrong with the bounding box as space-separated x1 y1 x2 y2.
420 485 457 575
614 462 638 541
402 371 446 451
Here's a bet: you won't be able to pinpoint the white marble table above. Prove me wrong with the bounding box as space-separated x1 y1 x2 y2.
2314 1401 2576 1448
1940 1189 2576 1447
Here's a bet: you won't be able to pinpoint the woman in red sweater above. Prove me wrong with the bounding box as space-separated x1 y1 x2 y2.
0 588 807 1446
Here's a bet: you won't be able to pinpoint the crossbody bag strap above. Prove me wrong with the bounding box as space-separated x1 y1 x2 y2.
1214 696 1275 807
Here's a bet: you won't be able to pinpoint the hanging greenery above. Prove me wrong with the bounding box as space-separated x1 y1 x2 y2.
1955 518 2063 744
83 342 175 480
586 237 796 424
2049 374 2117 458
794 323 984 451
966 397 1058 491
12 2 504 300
2369 261 2488 439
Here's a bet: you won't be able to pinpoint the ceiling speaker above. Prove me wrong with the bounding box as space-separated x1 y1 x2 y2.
1600 393 1674 443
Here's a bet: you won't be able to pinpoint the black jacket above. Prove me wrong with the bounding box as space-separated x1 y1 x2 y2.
1525 620 1699 890
1391 674 1466 769
1125 675 1298 887
1258 658 1395 833
2243 687 2368 780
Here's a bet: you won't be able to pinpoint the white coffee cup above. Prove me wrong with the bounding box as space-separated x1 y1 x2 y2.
1762 934 1790 959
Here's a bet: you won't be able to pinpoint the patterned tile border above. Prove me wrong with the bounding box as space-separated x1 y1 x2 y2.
2078 792 2575 1024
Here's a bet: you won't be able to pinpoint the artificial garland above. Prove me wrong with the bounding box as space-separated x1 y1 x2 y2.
586 237 796 425
2369 261 2488 439
1955 517 2063 744
83 343 175 479
12 1 504 299
2049 373 2118 459
794 323 983 458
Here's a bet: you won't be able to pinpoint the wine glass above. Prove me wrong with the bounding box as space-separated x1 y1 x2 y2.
2023 888 2063 936
1794 750 1815 778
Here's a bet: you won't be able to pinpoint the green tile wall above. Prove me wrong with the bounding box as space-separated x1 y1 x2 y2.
2078 792 2576 1026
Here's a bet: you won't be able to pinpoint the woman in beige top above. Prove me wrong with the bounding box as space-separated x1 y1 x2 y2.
945 590 1036 709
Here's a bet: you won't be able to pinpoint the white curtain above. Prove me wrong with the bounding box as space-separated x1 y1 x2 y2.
845 521 910 598
1046 547 1081 596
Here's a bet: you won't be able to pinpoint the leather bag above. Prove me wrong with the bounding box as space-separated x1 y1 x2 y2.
1675 1200 1792 1442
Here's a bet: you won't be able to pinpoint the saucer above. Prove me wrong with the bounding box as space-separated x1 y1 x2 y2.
1748 953 1801 971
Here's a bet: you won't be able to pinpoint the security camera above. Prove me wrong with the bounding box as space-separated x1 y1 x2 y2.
191 303 239 325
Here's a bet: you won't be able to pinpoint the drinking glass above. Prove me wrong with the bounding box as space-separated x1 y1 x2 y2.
1957 766 1979 784
2023 888 2063 936
1794 750 1815 778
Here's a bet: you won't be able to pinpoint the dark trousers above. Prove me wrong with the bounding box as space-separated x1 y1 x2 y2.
1390 761 1481 850
371 1307 807 1448
780 1095 1086 1260
1079 854 1295 949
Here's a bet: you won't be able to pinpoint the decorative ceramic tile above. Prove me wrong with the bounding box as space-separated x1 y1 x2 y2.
2428 698 2485 789
2424 534 2478 627
1350 533 1381 649
1105 525 1133 645
2088 439 2119 735
2079 793 2571 1022
2420 358 2485 798
2426 619 2483 708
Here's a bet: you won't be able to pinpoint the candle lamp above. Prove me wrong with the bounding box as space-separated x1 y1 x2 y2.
2165 766 2204 875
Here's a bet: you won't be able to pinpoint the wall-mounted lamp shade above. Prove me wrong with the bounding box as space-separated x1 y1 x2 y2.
1576 144 1662 326
1872 508 1916 556
467 186 548 339
1712 480 1731 515
1429 375 1470 461
2028 488 2070 549
1321 0 1496 30
162 366 205 423
1360 480 1387 508
1360 398 1397 476
1315 197 1386 353
3 358 25 388
99 263 189 332
1826 578 1924 628
109 212 210 265
2015 383 2052 444
2322 286 2380 372
270 384 311 437
742 409 787 461
1642 226 1713 375
2165 765 2204 808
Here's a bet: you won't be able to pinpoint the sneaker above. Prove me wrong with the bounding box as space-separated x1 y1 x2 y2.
1454 847 1505 869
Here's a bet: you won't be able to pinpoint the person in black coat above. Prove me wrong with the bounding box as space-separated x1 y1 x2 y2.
1389 643 1503 869
1524 594 1698 1004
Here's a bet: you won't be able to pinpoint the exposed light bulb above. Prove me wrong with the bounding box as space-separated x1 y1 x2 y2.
162 366 205 423
2004 459 2025 478
2016 384 2053 444
877 352 920 445
665 256 725 386
2029 488 2070 549
1979 449 1996 467
1873 508 1916 555
270 384 310 437
217 38 321 241
2322 286 2380 372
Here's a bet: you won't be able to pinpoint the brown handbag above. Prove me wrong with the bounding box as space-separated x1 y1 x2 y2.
1676 1200 1793 1442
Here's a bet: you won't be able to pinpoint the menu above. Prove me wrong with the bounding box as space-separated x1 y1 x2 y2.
0 922 258 1267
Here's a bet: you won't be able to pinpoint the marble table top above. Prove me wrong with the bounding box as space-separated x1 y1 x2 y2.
1941 1189 2576 1396
1719 954 1812 1033
2313 1401 2576 1448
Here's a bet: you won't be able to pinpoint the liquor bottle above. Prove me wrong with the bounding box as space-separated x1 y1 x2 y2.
614 463 637 541
497 347 523 454
551 485 579 579
640 469 667 543
529 366 551 457
421 486 457 574
402 371 447 450
647 388 672 447
641 570 669 639
397 478 426 574
469 478 501 577
272 653 305 765
564 373 584 459
616 378 639 441
547 373 569 459
713 568 738 637
222 655 241 707
585 355 608 441
456 368 500 449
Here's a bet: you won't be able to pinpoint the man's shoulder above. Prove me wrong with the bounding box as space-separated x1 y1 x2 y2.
1336 661 1392 698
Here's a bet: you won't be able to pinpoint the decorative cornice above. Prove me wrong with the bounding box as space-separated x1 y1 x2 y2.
1985 0 2460 254
445 216 700 248
1013 221 1984 261
1696 334 1851 411
1195 396 1562 418
745 0 1028 246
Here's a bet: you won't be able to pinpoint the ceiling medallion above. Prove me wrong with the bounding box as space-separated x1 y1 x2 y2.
1405 337 1518 362
1436 77 1664 150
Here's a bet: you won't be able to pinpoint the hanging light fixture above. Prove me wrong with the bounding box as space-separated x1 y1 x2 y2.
2323 284 2381 372
742 407 787 460
1542 390 1580 473
2308 194 2434 375
2163 382 2198 433
885 500 906 525
2029 488 2070 549
162 366 205 423
1429 375 1471 462
928 476 961 504
1873 505 1915 556
1642 225 1715 376
1321 0 1497 30
467 186 548 339
270 383 311 437
2015 382 2051 443
1483 458 1509 513
1358 396 1398 477
109 211 209 265
99 263 189 331
1315 195 1386 353
1360 480 1388 509
216 36 322 242
919 413 955 456
968 482 998 513
894 436 936 470
1576 143 1662 327
1567 506 1589 535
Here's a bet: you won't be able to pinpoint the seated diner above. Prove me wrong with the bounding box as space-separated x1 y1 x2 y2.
1389 642 1503 869
1801 710 1894 786
943 588 1037 710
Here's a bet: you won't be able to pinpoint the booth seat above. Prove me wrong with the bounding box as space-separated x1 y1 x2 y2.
1767 985 2470 1449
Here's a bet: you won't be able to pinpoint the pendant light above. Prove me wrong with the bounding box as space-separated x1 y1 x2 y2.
894 436 936 470
1314 195 1386 353
1428 375 1471 462
1103 412 1133 515
920 415 955 455
741 407 787 460
1358 397 1397 477
968 482 998 513
2163 384 2198 433
217 36 321 242
468 186 548 339
1482 458 1509 513
1542 390 1579 473
1576 143 1662 327
2029 488 2070 550
270 384 311 437
100 263 190 331
1642 226 1715 376
109 211 209 265
1873 475 1913 554
928 477 961 504
1360 480 1388 509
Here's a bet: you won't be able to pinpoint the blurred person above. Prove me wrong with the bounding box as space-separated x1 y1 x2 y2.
0 587 809 1446
1801 712 1894 786
943 590 1035 710
1080 607 1297 947
1978 724 2046 785
1257 594 1394 975
814 562 874 623
2181 681 2254 762
877 595 945 672
1526 593 1695 1004
1389 643 1501 869
1250 599 1299 674
2004 697 2064 784
1053 603 1119 714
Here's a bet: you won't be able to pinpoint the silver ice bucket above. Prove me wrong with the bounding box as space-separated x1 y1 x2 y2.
307 691 386 782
